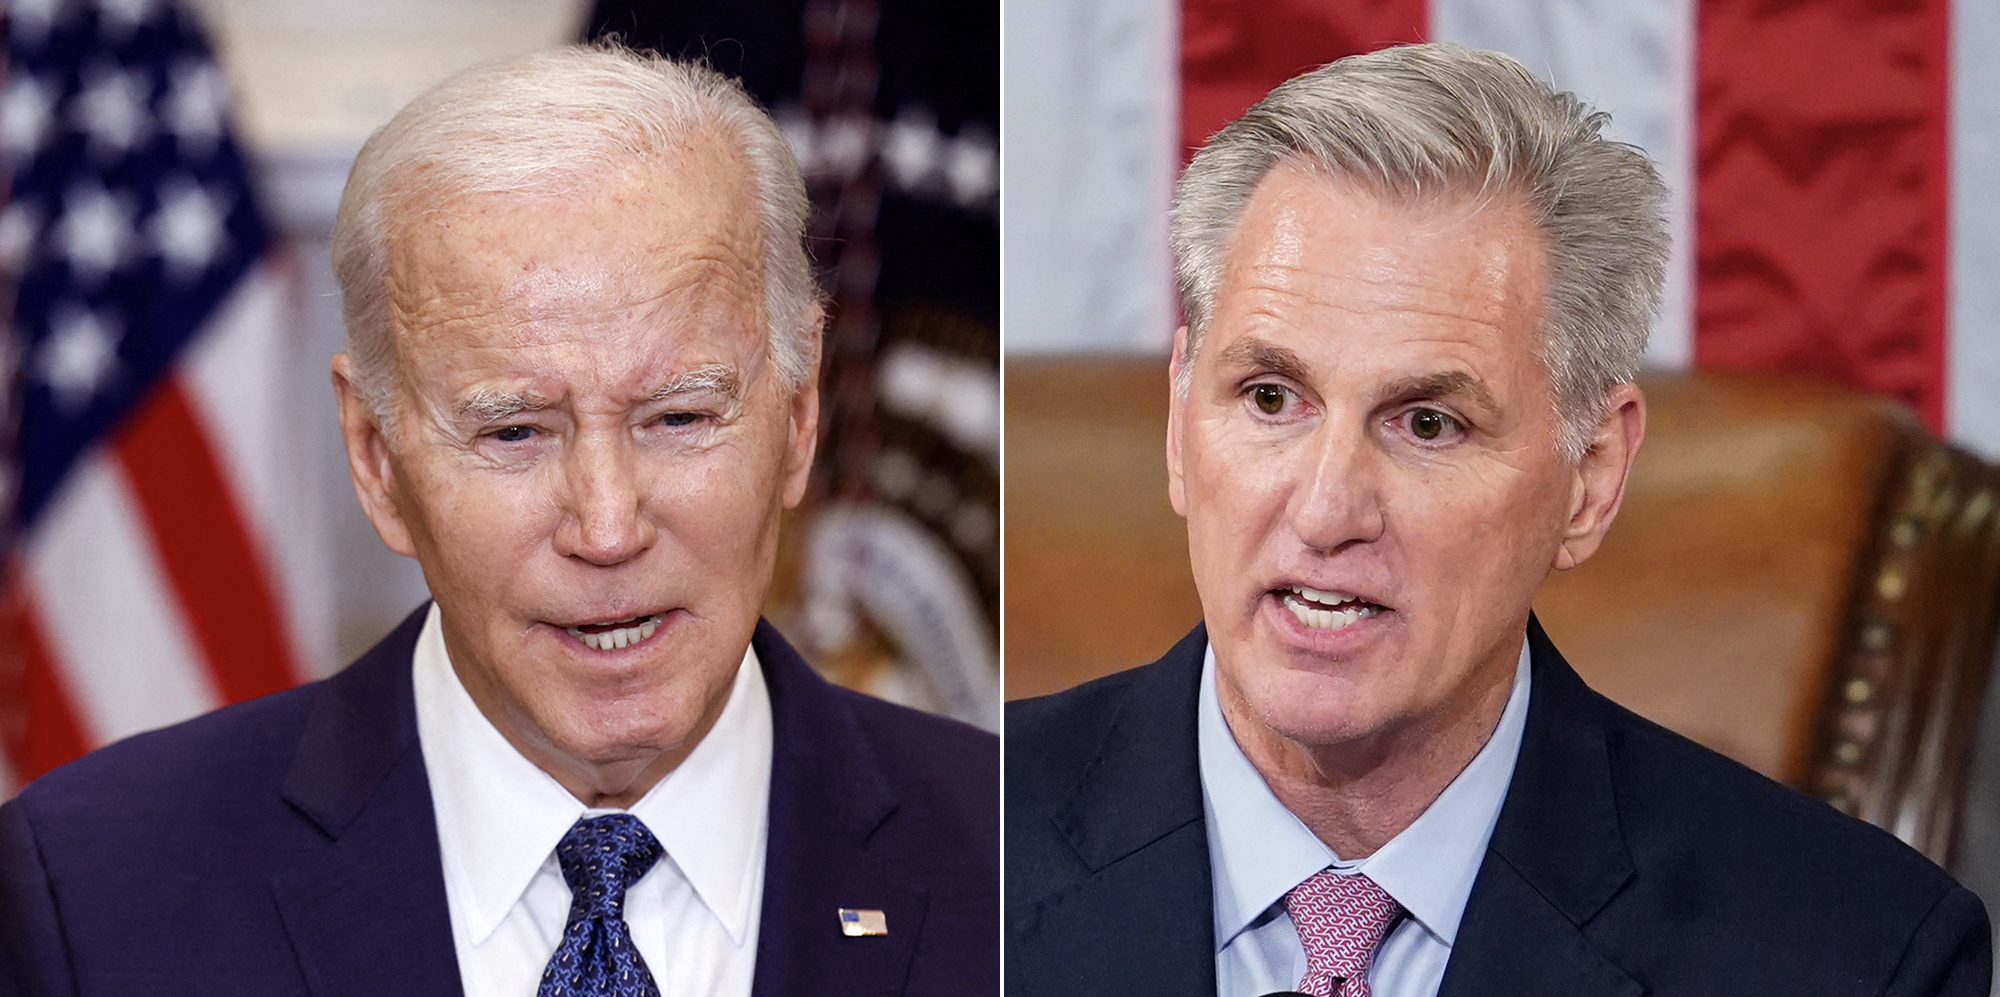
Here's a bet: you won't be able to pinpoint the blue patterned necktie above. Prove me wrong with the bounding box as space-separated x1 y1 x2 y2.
537 814 664 997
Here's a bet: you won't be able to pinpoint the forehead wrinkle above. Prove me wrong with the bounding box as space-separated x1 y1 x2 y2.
1236 244 1519 322
1234 172 1542 323
520 239 761 320
1238 275 1520 332
386 161 768 333
411 248 747 332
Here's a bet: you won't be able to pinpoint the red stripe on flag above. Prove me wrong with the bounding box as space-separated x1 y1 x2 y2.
110 378 301 705
1694 0 1950 430
0 572 92 783
1180 0 1426 161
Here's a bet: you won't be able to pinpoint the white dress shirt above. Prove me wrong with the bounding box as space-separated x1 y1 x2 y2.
1199 638 1531 997
412 605 773 997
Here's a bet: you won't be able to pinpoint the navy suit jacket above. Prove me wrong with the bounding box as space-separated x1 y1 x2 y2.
1006 619 1991 997
0 608 998 996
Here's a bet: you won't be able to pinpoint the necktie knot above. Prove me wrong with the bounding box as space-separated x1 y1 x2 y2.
554 813 663 920
538 814 663 997
1285 869 1403 997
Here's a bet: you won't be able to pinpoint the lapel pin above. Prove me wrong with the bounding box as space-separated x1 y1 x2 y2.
839 908 888 937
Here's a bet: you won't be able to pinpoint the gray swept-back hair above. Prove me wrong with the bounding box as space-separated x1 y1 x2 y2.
1170 43 1668 461
332 43 821 437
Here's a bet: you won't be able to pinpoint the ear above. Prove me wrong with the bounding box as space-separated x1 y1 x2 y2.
781 306 824 510
1166 325 1191 517
1553 382 1646 571
332 354 418 559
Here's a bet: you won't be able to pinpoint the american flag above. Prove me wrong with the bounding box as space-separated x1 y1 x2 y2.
1 0 316 791
1005 0 2000 460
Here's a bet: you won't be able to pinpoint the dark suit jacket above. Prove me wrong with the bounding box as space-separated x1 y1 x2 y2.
0 608 998 996
1006 619 1991 997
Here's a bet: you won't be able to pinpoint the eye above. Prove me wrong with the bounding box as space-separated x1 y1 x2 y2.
492 425 535 443
657 411 701 428
1403 407 1461 442
1250 384 1287 415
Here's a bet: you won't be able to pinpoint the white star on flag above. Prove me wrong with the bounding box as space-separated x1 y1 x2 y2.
774 104 996 215
8 0 65 46
98 0 162 37
150 179 227 277
164 58 225 153
776 110 817 174
75 65 154 160
2 75 57 162
0 204 43 274
945 131 997 207
882 108 942 190
57 183 135 282
38 307 121 411
821 115 875 180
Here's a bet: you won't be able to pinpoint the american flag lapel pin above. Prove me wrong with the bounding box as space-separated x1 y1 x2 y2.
838 908 888 936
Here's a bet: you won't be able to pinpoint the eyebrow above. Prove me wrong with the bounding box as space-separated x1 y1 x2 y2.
1382 370 1499 413
648 362 740 403
1215 338 1312 383
456 389 551 423
1214 337 1500 413
451 363 741 424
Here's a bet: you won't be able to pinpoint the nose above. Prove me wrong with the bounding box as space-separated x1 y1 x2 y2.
1289 421 1385 552
552 431 657 565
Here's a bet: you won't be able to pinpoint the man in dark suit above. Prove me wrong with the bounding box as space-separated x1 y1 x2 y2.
1 44 995 996
1006 43 1988 997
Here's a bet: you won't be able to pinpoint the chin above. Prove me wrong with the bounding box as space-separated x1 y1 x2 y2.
1248 661 1419 748
1261 702 1390 751
544 696 698 761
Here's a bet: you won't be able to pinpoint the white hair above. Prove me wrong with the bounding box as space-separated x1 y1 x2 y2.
1171 43 1669 461
332 43 821 436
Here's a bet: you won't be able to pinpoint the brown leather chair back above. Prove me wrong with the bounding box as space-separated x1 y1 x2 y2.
1005 357 1198 698
1003 357 2000 864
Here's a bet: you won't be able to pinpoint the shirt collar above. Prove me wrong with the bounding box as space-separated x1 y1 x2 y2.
622 637 772 947
1198 635 1532 951
413 604 773 947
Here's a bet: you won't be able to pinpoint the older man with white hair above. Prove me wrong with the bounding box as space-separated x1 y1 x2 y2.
1006 43 1988 997
0 45 997 997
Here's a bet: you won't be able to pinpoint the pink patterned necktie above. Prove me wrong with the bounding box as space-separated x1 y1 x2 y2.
1284 869 1404 997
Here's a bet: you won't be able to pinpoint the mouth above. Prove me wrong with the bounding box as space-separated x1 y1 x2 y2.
561 613 664 651
1277 585 1384 632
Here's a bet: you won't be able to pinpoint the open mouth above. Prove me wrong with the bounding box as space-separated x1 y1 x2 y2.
1279 585 1383 632
564 614 662 651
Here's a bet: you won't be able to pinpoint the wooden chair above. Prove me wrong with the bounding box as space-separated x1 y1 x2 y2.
1003 356 2000 865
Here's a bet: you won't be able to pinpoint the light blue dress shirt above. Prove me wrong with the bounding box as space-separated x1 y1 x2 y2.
1199 638 1532 997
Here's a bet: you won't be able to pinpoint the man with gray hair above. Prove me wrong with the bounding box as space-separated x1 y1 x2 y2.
1007 43 1987 997
1 45 996 996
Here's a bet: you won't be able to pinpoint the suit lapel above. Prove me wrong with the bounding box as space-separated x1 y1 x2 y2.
750 621 926 997
1012 627 1217 997
270 607 463 997
1439 617 1641 997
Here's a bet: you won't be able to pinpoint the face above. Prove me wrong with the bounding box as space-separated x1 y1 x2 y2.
1168 161 1636 758
335 145 816 798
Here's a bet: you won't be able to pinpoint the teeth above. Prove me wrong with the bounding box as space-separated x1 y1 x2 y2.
567 616 661 651
1282 592 1379 631
1291 584 1358 607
